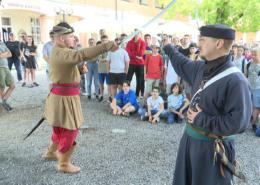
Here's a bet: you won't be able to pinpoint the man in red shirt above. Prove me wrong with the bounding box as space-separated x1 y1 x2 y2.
144 44 163 99
126 30 146 98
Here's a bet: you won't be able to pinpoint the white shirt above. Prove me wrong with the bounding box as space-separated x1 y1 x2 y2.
107 48 130 73
165 59 178 84
147 96 164 110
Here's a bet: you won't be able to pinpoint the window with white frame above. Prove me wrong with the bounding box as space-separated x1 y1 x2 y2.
1 17 12 41
30 17 40 44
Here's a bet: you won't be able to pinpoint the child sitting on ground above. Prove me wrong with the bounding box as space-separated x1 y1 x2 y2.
138 86 166 124
110 81 139 116
167 83 189 124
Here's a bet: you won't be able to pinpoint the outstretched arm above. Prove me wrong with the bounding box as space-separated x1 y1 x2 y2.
163 44 202 85
60 41 117 65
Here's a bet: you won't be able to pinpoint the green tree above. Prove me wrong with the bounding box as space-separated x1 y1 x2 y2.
157 0 260 32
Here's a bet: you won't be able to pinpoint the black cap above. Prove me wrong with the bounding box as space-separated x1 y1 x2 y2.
199 24 235 40
52 22 74 34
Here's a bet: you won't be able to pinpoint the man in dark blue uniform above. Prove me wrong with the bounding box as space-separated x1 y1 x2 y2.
164 24 252 185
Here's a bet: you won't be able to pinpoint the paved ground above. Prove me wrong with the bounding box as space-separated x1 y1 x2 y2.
0 70 259 185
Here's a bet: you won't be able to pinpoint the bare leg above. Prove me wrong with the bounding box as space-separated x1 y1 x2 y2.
99 83 104 97
110 103 117 115
252 108 260 130
1 84 15 111
26 69 30 85
116 107 122 115
30 70 34 86
2 84 15 100
107 85 111 97
0 87 5 100
32 69 36 83
124 105 135 114
117 85 122 92
110 84 117 98
23 69 27 83
123 105 135 116
110 103 122 115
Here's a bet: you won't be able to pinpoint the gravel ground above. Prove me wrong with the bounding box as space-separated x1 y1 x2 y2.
0 70 259 185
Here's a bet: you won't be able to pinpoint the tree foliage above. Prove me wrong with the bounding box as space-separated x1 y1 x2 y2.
157 0 260 32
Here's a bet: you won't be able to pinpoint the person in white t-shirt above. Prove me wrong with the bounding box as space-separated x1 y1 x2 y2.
232 45 248 74
138 86 167 124
107 39 130 99
164 57 179 95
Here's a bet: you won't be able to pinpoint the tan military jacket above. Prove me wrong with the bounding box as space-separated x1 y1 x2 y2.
44 41 116 130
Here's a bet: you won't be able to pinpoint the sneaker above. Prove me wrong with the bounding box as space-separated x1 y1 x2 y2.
33 82 39 86
87 95 91 100
2 101 13 111
21 82 26 87
98 96 103 102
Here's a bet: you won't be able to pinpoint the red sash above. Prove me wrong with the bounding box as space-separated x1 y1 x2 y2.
51 83 80 96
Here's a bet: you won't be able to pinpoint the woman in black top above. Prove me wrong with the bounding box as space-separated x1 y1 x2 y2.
23 36 39 87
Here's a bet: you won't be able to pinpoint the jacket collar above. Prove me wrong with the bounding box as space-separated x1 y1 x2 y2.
203 55 231 80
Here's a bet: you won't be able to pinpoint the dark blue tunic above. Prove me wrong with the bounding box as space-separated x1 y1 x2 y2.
164 45 252 185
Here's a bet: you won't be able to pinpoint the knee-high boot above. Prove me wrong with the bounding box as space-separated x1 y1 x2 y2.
57 145 80 173
43 142 58 160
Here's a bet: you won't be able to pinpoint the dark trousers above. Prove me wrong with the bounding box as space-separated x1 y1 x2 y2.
173 133 234 185
8 57 22 81
127 64 144 97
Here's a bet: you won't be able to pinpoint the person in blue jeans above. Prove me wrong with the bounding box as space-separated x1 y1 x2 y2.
6 33 22 82
138 86 167 124
86 38 99 100
110 81 139 116
167 83 190 124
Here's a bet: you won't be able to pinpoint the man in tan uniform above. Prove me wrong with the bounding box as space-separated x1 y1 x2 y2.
43 22 117 173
